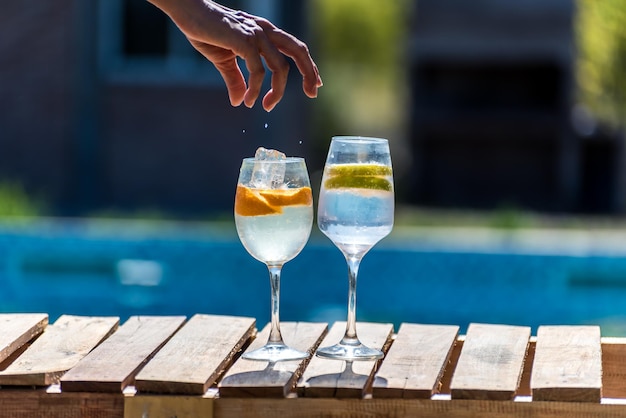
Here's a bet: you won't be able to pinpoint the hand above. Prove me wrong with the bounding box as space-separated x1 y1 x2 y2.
148 0 323 111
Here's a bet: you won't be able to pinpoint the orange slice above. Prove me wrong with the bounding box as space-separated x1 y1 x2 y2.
235 185 280 216
259 187 313 207
235 186 312 216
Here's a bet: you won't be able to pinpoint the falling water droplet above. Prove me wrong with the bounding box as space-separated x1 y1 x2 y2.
299 140 303 145
264 123 269 129
242 129 246 133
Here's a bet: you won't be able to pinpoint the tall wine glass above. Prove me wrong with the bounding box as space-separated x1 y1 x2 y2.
316 136 394 360
235 156 313 362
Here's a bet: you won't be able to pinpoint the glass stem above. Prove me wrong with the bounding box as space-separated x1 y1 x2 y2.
267 264 285 345
341 255 361 346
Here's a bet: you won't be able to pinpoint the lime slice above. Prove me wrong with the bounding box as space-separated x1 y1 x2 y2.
324 164 393 191
326 164 392 178
324 176 392 191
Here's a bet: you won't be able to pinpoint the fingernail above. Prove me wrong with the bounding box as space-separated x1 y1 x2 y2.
243 92 256 108
264 101 276 112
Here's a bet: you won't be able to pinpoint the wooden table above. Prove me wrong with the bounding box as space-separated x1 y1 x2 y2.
0 313 624 417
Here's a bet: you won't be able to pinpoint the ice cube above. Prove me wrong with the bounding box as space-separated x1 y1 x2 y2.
254 147 285 161
251 147 286 189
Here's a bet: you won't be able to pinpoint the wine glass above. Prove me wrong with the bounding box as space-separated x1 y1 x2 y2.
316 136 394 360
234 155 313 362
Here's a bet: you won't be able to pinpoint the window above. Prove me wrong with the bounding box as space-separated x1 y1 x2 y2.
97 0 272 85
122 0 168 57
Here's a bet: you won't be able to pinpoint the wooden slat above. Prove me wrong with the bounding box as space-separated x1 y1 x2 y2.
373 323 459 398
0 315 119 386
531 325 602 402
297 321 394 398
214 397 626 418
450 323 531 400
0 313 48 363
602 337 626 399
0 389 124 418
219 322 327 398
8 390 626 418
134 314 256 395
60 316 186 392
125 394 213 418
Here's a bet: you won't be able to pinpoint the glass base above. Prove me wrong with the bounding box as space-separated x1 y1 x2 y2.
316 342 384 361
242 343 309 362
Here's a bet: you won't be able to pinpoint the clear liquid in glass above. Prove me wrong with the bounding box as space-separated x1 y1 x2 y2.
315 136 394 361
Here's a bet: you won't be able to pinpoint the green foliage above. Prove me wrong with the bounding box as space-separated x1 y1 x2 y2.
0 182 44 218
576 0 626 126
314 0 408 70
310 0 411 146
488 204 530 230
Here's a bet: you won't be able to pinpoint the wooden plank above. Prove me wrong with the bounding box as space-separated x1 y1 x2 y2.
60 315 186 392
450 323 531 400
372 323 459 398
219 322 327 398
214 397 626 418
134 314 256 395
0 315 119 386
297 321 394 398
6 391 626 418
602 337 626 399
7 390 626 418
0 313 48 363
125 394 213 418
0 389 124 418
531 325 602 402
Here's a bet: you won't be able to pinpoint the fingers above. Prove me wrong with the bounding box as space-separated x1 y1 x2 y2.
217 62 247 107
198 12 322 111
241 47 266 109
256 19 323 99
237 23 290 111
256 32 290 111
190 41 247 107
156 0 321 110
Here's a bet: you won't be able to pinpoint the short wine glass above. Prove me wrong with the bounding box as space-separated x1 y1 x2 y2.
316 136 394 361
234 156 313 362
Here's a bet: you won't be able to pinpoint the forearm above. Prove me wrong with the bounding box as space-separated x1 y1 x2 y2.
146 0 226 41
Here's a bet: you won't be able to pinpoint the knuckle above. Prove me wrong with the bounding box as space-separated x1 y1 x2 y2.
296 41 310 56
278 60 290 74
253 67 266 79
252 65 266 78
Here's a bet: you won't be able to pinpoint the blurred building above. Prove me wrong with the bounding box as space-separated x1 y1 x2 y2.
408 0 625 213
0 0 313 216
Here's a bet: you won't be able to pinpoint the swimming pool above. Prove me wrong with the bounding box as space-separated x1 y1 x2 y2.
1 219 626 335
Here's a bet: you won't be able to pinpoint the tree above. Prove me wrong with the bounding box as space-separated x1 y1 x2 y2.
576 0 626 128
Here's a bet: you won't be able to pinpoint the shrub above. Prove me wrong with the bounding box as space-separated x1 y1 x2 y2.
0 182 44 218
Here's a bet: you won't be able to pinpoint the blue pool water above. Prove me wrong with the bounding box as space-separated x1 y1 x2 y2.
2 220 626 335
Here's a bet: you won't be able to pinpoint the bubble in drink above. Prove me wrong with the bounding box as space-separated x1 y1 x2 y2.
251 147 286 189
